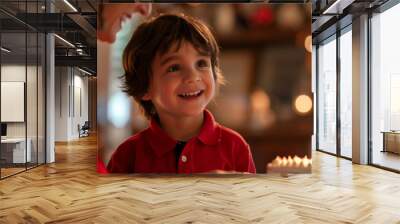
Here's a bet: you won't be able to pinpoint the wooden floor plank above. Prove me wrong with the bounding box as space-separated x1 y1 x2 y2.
0 134 400 223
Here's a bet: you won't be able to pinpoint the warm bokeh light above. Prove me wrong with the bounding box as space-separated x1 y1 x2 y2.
294 94 312 114
251 89 270 111
304 35 312 53
276 5 303 30
249 88 276 130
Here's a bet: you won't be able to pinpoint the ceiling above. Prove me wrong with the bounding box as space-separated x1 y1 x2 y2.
0 0 97 74
312 0 389 42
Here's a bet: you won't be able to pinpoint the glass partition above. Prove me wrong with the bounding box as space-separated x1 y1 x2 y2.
317 35 337 154
38 32 45 165
1 30 28 177
0 1 46 179
27 31 38 169
339 27 352 158
371 3 400 171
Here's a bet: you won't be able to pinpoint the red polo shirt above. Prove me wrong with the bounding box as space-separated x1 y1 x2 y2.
107 110 256 174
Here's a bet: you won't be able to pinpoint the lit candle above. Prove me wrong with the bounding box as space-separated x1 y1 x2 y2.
267 155 312 174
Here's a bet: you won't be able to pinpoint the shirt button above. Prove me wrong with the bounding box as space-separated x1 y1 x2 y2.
181 155 187 163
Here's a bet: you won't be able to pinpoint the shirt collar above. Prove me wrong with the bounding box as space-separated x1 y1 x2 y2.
145 109 220 157
197 109 221 146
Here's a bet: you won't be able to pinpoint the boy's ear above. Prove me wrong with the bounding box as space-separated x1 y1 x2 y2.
142 92 151 101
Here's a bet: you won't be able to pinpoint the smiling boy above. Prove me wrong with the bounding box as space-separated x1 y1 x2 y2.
107 14 256 174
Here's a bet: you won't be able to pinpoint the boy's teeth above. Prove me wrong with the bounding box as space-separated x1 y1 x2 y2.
181 90 201 97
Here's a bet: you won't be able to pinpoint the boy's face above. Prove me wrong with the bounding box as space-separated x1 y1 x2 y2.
143 41 216 118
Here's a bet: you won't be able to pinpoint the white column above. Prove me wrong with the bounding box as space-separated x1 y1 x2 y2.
55 67 72 141
46 33 55 163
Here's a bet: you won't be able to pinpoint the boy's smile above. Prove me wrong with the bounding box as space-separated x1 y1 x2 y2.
143 41 215 119
178 90 203 98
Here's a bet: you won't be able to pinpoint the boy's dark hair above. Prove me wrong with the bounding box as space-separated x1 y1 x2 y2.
121 13 223 119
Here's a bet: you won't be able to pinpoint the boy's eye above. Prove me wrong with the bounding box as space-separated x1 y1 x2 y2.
167 64 180 73
197 59 210 68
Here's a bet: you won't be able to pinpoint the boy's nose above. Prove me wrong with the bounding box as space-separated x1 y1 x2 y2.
184 68 201 84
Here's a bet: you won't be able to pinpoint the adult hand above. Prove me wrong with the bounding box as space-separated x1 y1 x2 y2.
98 3 151 43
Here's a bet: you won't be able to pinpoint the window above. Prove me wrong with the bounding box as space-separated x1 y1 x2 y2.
317 36 337 154
339 28 352 158
371 2 400 171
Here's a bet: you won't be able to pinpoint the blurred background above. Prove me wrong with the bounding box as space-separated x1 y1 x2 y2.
99 3 312 173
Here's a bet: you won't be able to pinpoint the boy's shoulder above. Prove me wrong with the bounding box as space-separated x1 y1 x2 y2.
217 124 248 146
115 128 149 151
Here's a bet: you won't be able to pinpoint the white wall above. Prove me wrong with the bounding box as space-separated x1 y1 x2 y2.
55 66 69 141
73 73 89 136
1 65 39 138
54 67 89 141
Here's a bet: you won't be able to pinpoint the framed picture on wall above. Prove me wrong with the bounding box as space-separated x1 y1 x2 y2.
1 81 25 122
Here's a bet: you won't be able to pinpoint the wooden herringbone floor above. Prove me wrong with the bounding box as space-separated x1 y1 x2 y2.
1 135 400 223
